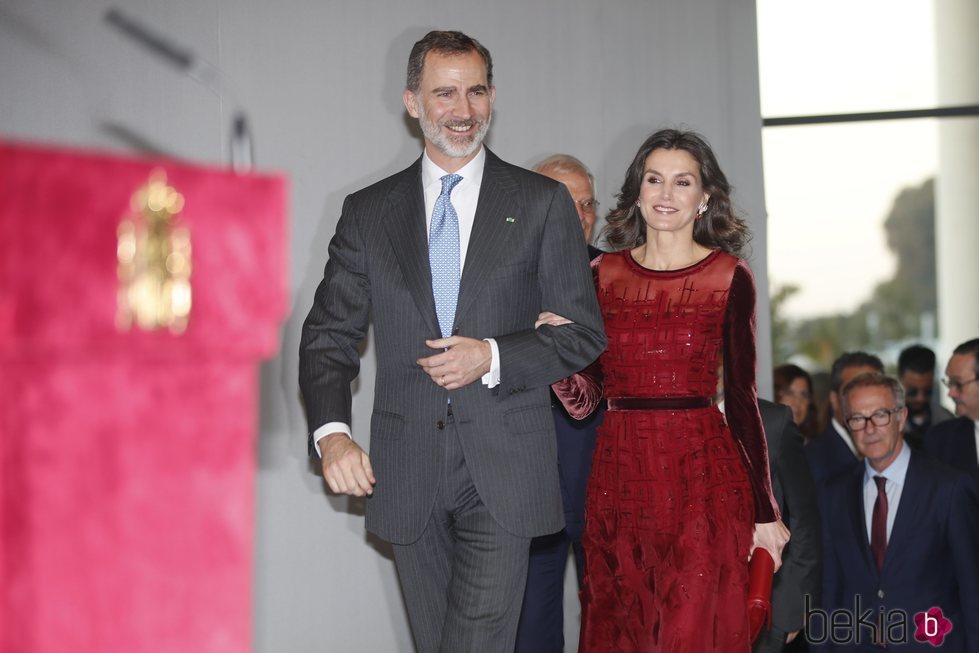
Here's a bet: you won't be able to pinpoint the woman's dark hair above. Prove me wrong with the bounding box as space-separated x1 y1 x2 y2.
603 129 750 255
774 363 819 439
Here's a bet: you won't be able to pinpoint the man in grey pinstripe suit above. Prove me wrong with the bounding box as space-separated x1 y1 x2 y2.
299 31 605 653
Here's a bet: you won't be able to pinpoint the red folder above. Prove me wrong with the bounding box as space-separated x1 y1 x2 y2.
747 547 775 642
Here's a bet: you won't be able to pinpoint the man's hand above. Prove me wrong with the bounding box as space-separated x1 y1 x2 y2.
417 336 491 391
320 433 375 496
750 519 791 572
535 311 573 328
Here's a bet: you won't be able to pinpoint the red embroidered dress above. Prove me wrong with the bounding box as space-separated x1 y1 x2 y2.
555 249 779 653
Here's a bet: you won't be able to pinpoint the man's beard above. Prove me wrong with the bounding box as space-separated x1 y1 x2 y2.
416 102 491 160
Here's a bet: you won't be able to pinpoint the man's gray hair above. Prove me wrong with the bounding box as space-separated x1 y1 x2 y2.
841 372 906 414
405 30 492 93
533 154 595 190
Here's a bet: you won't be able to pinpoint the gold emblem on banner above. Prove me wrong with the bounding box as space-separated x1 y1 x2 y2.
116 169 192 334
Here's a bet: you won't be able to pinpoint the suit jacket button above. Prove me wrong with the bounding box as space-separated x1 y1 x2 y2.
877 589 884 599
436 420 445 430
452 327 459 335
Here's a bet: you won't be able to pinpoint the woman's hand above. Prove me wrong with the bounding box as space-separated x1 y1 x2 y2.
535 311 573 328
750 520 790 572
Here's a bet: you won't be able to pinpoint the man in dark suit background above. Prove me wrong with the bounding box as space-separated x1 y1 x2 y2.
816 373 979 651
926 338 979 486
755 399 822 653
805 352 883 489
532 154 602 250
897 344 953 450
299 31 605 653
514 154 604 653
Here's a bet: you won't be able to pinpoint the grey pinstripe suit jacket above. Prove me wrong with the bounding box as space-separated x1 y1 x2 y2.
299 148 606 545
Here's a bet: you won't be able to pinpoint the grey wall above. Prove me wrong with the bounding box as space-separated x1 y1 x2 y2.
0 1 772 650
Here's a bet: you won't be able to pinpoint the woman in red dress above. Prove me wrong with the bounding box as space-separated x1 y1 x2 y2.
546 129 790 652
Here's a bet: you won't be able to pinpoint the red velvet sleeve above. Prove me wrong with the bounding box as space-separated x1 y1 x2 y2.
723 260 780 523
552 358 604 419
551 255 605 420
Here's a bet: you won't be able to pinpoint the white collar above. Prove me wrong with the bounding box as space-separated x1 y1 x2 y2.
421 147 486 190
863 439 911 485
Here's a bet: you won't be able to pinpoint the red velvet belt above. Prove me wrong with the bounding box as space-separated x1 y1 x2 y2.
607 396 714 411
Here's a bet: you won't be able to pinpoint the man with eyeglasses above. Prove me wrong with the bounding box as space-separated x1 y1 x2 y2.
533 154 601 248
897 344 953 450
925 338 979 487
513 154 603 653
805 352 884 489
817 372 979 651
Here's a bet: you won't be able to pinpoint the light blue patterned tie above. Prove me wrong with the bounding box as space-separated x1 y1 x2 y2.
429 173 463 338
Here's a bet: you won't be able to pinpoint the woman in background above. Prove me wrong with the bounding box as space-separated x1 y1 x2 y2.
546 129 789 652
774 363 819 441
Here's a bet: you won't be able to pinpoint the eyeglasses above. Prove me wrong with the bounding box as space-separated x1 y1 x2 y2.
941 376 979 392
576 199 600 214
845 408 901 431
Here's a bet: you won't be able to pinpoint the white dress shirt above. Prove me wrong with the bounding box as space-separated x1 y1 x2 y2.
862 442 911 543
974 419 979 466
420 147 484 273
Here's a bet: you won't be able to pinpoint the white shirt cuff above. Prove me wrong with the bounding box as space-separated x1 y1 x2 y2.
481 338 500 388
312 422 352 457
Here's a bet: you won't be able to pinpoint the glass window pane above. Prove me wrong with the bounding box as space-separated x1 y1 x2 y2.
757 0 937 117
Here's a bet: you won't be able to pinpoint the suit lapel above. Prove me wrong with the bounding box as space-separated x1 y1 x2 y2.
849 467 878 577
882 452 924 575
454 149 521 325
380 159 441 338
833 426 859 466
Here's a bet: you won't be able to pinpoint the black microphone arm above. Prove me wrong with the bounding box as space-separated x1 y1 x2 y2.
104 7 253 172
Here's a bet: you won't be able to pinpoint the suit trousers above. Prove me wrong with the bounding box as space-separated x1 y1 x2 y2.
513 528 583 653
514 403 600 652
392 416 532 653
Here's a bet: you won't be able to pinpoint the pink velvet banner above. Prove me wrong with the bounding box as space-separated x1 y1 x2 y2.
0 139 288 653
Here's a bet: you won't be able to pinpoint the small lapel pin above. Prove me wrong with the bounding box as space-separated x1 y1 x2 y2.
505 216 515 223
